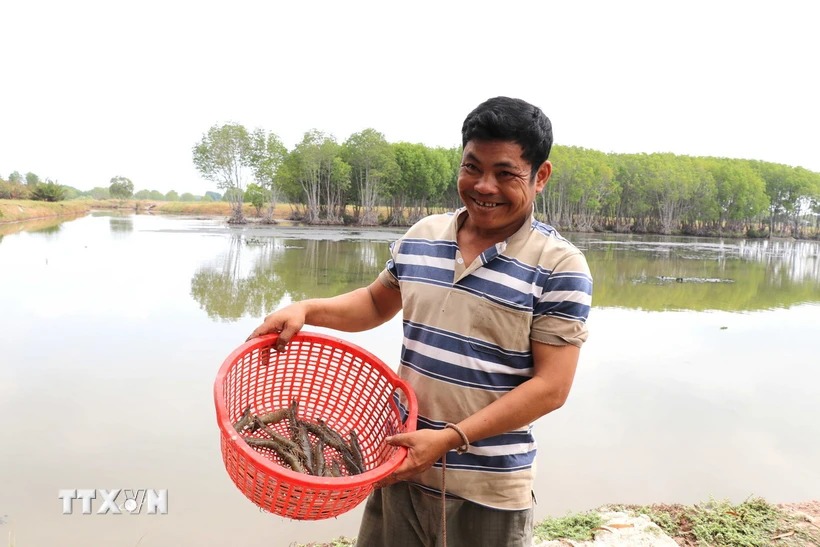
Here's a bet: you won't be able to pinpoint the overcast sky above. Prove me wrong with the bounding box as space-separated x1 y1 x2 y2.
2 0 818 195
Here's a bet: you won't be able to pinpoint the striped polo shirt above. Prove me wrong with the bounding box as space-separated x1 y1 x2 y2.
378 207 593 510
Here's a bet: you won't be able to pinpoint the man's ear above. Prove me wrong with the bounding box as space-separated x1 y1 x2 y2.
534 161 552 193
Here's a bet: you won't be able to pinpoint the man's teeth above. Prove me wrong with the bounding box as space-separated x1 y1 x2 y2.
475 199 498 207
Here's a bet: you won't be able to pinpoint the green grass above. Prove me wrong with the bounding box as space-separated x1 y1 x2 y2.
617 496 813 547
688 497 783 547
533 511 604 542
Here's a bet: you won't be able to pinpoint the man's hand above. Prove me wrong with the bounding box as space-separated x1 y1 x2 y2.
376 427 461 487
246 303 307 351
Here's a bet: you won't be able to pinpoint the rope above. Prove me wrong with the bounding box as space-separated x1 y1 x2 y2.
440 423 469 546
441 452 447 546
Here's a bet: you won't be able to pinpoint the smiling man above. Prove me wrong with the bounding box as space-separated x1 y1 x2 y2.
249 97 593 546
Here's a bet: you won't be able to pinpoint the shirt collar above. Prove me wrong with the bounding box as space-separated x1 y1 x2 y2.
450 206 536 245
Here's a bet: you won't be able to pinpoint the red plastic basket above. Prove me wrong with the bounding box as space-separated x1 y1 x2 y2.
214 331 417 520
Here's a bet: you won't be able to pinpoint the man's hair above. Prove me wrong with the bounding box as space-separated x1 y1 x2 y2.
461 96 553 179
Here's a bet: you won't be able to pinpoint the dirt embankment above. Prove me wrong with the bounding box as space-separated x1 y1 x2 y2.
0 199 91 224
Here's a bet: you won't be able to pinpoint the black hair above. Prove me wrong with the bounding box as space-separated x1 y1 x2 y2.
461 96 553 179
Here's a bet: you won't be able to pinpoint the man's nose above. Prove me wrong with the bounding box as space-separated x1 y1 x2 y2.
474 173 498 193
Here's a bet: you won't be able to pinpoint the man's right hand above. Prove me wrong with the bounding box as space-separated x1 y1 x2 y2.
246 302 307 351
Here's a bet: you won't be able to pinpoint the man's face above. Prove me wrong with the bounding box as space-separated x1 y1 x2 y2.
457 140 551 238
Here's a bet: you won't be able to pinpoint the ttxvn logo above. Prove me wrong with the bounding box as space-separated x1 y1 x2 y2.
58 489 168 514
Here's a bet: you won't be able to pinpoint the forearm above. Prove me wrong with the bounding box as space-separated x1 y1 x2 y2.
445 342 580 451
448 376 568 450
248 278 401 346
383 342 580 481
302 285 391 332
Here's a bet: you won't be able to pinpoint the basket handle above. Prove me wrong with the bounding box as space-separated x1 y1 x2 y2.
392 376 418 432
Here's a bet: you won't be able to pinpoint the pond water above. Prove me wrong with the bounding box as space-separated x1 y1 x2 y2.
1 213 818 546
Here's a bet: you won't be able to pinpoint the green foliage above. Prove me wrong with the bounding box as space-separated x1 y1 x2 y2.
62 186 82 200
534 511 604 542
205 190 222 201
109 176 134 199
244 183 270 215
342 128 398 225
222 187 243 203
249 128 287 200
192 123 254 222
181 120 820 233
278 130 351 223
388 142 455 223
8 170 23 184
85 186 111 199
180 192 196 201
687 498 782 547
544 146 621 230
165 190 179 201
627 504 682 536
30 180 67 202
25 171 40 186
706 158 769 222
0 179 30 199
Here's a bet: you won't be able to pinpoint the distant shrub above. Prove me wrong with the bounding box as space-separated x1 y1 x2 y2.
746 227 769 238
0 180 31 199
30 181 67 202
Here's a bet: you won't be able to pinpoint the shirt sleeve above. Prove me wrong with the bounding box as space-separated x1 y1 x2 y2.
531 250 593 347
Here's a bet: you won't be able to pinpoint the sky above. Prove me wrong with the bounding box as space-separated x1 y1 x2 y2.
2 0 818 196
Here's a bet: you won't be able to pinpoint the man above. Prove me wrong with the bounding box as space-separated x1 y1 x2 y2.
248 96 593 546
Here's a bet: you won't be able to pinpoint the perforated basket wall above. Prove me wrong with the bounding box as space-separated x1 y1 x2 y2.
214 332 416 520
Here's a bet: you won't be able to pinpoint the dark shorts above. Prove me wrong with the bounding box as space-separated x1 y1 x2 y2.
356 482 534 547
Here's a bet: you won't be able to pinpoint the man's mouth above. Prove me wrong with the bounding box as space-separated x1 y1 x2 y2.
474 198 500 208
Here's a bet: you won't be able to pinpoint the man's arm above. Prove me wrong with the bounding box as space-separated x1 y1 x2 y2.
455 340 579 443
247 278 402 351
385 340 580 482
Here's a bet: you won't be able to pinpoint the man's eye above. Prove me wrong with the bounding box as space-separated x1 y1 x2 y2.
461 163 478 172
498 170 524 180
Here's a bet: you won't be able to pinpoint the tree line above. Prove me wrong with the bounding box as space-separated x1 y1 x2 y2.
3 123 818 238
0 171 220 203
192 124 462 225
192 122 820 238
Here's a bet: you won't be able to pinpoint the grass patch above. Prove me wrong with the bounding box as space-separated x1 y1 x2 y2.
617 497 812 547
534 511 604 542
688 497 783 547
623 503 687 537
286 497 818 546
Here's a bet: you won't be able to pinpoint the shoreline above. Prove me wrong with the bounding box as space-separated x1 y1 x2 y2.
2 199 815 241
296 498 820 546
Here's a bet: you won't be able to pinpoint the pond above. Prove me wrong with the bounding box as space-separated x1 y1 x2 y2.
1 213 818 546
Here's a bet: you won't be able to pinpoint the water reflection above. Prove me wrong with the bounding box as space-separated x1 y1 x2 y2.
191 235 287 320
190 231 820 319
108 216 134 236
190 235 391 320
575 235 820 311
0 215 75 238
